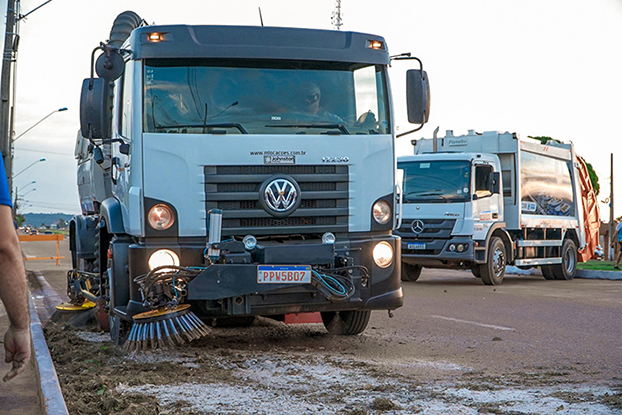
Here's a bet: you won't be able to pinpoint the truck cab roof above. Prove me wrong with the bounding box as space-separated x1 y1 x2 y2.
398 152 499 163
128 25 390 64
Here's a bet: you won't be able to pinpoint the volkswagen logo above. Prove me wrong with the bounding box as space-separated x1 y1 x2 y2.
259 176 301 217
411 220 425 234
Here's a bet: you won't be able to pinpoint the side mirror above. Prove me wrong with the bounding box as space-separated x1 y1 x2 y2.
80 78 111 139
406 69 430 124
491 172 501 194
95 49 125 82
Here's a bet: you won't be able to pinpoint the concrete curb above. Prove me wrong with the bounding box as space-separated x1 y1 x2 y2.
29 273 69 415
32 271 65 320
575 269 622 280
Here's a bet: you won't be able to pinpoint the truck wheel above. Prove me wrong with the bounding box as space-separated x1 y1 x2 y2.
471 267 481 278
321 310 371 335
552 239 577 280
541 265 556 280
401 263 422 282
479 237 506 286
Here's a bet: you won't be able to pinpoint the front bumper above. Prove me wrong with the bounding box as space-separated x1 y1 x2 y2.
123 234 403 318
400 236 476 268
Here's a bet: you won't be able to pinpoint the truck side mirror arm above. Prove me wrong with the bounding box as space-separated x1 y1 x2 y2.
391 55 431 138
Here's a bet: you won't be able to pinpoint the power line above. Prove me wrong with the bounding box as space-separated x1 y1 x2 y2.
23 200 79 209
14 146 73 156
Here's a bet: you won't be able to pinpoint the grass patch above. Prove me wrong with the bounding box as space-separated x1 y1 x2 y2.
577 261 620 272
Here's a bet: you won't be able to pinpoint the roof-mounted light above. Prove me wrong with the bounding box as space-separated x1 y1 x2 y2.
147 32 164 42
367 39 385 50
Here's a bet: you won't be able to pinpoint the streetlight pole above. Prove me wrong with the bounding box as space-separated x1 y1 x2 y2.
14 157 45 178
0 0 58 204
12 107 67 142
17 179 35 191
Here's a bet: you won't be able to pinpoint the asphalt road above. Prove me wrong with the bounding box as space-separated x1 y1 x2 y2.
379 270 622 384
21 238 622 386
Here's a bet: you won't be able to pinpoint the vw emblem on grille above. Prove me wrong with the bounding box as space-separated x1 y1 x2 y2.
259 176 302 217
411 220 425 234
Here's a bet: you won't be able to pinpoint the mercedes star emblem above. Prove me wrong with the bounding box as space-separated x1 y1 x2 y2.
411 220 425 234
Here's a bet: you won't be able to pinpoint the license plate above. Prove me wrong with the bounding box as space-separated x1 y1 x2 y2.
257 265 311 284
408 242 426 250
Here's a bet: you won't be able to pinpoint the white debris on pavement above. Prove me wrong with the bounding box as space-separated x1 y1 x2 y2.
74 332 110 343
116 353 621 414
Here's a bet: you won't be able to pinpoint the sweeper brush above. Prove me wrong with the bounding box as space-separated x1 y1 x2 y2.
124 304 210 352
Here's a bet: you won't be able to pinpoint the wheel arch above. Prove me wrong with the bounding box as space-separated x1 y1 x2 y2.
488 224 514 263
69 214 98 268
564 228 580 248
100 197 126 235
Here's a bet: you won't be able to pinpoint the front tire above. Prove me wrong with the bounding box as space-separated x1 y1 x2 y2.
321 310 371 335
479 236 506 286
541 265 556 280
471 267 481 278
401 263 422 282
552 239 577 280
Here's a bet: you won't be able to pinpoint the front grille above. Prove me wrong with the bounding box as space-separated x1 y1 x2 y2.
395 219 456 240
396 219 456 256
216 199 337 210
205 165 349 236
228 216 338 228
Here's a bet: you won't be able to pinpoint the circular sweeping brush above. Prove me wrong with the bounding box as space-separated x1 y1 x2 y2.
124 304 210 352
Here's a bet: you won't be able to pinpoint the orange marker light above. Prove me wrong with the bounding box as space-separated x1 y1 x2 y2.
148 33 162 42
368 40 384 50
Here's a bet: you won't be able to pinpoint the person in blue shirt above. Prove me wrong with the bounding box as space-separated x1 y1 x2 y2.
0 156 30 381
613 220 622 270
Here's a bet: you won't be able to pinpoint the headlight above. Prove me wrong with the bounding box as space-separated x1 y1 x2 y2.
322 232 336 244
148 204 175 230
372 241 394 268
148 249 180 270
373 200 391 225
243 235 257 250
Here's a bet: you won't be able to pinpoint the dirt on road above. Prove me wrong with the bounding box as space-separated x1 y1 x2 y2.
44 315 622 415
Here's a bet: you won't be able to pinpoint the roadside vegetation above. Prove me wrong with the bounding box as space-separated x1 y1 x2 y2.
577 261 619 271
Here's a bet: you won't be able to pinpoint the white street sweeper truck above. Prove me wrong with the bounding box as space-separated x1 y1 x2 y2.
67 11 431 350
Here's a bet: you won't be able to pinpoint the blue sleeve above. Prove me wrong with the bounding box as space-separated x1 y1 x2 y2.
0 157 12 208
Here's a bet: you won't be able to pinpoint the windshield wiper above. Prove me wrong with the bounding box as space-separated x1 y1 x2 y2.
154 123 248 134
265 123 350 135
404 190 449 201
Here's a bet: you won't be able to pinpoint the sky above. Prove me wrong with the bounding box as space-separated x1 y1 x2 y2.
4 0 622 221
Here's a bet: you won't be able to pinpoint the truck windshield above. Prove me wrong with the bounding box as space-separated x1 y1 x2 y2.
398 160 471 203
143 59 390 135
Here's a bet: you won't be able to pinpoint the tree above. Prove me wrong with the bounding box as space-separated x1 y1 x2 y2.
528 136 599 195
528 135 560 145
15 214 25 227
584 161 600 196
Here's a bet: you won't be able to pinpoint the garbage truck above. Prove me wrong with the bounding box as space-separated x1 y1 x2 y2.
69 11 431 349
395 129 600 285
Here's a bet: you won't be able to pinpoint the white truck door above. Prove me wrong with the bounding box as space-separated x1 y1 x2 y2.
472 163 501 239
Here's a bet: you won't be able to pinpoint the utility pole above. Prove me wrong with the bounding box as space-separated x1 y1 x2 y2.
0 0 17 200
